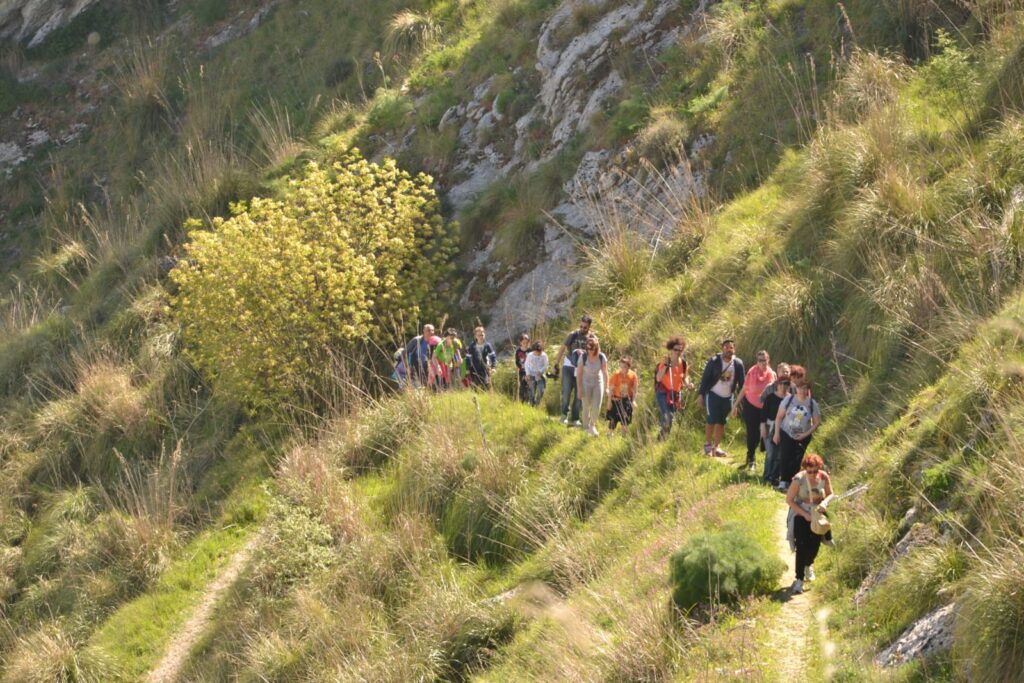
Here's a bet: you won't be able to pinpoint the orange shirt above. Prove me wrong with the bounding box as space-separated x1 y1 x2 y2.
609 370 638 399
657 362 686 394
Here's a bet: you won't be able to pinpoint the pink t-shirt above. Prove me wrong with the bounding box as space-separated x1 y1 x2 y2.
743 365 776 408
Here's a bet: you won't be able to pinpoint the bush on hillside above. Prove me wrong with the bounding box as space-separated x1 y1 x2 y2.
668 523 783 610
170 150 457 408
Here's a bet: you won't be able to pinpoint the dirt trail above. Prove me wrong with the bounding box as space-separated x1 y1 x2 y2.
773 504 813 680
146 531 263 683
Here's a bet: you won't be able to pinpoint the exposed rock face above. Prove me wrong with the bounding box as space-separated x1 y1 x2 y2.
0 0 99 47
876 603 956 667
436 0 710 334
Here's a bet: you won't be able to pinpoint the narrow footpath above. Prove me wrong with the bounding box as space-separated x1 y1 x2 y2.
146 531 263 683
771 504 835 681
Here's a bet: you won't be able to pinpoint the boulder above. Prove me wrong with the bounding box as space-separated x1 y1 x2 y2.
875 603 956 667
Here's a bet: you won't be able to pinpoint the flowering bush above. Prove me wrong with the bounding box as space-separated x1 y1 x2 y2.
171 150 456 408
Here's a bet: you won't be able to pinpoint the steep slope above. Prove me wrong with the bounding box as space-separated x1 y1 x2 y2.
1 0 1023 681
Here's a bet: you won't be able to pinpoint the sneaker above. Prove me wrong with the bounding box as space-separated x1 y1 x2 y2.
588 427 600 437
561 417 569 425
703 443 712 455
822 538 836 548
776 481 789 492
573 420 583 427
746 461 756 472
791 579 804 594
806 566 816 582
713 447 728 457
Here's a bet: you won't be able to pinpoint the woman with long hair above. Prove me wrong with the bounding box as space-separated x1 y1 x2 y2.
575 334 609 437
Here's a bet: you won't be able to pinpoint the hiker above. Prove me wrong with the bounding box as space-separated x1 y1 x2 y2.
786 453 833 594
697 340 746 456
606 356 638 436
760 378 791 485
523 341 549 407
788 364 807 389
654 336 691 440
425 334 446 391
772 379 821 489
404 324 435 387
575 334 608 436
733 350 776 471
464 326 497 388
553 315 593 426
514 333 531 402
392 348 408 387
434 328 463 390
760 362 792 403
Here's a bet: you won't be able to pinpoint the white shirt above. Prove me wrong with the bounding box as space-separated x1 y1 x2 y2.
711 357 736 398
523 352 548 378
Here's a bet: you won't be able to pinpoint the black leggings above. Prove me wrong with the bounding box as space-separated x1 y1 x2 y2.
793 515 822 581
779 431 812 483
742 400 762 463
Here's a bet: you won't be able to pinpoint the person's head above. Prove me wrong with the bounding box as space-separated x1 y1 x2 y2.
801 453 825 473
776 362 791 380
531 341 543 353
474 325 486 341
445 328 458 340
721 339 736 358
423 324 435 337
774 378 791 396
755 350 770 368
579 315 593 334
665 336 687 357
789 364 806 387
518 332 530 349
586 334 600 354
795 380 812 398
619 356 632 372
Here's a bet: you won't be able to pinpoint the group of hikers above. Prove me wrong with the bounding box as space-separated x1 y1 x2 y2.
396 314 836 594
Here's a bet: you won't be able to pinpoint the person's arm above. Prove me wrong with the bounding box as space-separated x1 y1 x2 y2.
697 359 713 405
736 359 746 393
486 344 496 371
554 334 570 369
787 481 811 521
822 472 833 498
629 375 638 404
773 404 786 444
600 357 609 390
655 359 668 383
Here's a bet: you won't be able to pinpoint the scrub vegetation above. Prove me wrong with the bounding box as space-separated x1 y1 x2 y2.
1 0 1023 681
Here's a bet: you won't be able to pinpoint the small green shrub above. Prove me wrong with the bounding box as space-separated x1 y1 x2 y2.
668 523 783 609
609 94 651 142
366 89 413 133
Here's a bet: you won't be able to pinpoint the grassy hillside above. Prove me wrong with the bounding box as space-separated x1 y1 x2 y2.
1 0 1024 680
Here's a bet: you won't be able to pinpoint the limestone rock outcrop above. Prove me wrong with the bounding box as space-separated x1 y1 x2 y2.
0 0 99 48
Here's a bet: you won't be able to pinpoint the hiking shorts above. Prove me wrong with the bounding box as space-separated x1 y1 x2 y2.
705 392 733 425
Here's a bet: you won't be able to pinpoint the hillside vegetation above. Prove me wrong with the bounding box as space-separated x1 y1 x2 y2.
1 0 1024 681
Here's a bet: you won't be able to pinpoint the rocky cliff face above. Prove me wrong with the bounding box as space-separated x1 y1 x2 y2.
0 0 98 47
424 0 711 334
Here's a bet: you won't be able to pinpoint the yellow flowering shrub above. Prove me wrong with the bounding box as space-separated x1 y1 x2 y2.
170 150 456 407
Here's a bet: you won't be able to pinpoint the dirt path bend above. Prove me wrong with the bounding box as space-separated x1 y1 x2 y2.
146 531 263 683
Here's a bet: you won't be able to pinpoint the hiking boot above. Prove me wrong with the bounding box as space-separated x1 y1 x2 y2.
791 579 804 594
703 443 712 455
806 566 816 582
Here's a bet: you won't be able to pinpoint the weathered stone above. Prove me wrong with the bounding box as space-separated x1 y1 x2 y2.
875 603 956 668
1 0 99 46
